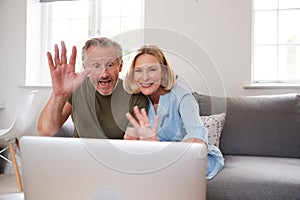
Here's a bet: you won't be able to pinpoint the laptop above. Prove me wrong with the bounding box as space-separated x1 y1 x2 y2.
20 136 207 200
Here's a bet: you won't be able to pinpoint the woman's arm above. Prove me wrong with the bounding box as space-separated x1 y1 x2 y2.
125 104 205 144
179 93 209 144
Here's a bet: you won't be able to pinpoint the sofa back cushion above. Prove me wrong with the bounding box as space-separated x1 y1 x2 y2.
193 92 300 158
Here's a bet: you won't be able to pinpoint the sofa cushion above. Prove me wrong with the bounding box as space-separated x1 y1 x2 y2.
207 155 300 200
201 113 225 147
193 92 300 158
53 117 74 137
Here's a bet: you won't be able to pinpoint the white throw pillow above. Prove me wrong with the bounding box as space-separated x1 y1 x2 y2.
201 113 226 148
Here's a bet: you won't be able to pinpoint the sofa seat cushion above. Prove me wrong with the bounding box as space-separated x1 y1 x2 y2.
207 155 300 200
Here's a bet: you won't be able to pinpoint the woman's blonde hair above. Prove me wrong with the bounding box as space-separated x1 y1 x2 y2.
123 45 176 94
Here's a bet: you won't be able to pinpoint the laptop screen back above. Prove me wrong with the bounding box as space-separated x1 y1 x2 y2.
20 136 207 200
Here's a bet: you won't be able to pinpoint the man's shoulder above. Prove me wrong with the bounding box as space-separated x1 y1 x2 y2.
69 78 92 104
72 77 95 94
130 92 147 101
129 92 147 110
111 79 130 99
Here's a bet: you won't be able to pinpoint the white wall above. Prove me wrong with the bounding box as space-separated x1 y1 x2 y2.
0 0 50 130
144 0 300 96
0 0 299 129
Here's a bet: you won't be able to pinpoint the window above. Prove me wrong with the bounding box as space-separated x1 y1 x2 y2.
252 0 300 84
26 0 144 86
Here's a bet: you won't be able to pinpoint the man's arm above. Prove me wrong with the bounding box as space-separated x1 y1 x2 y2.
37 41 90 136
38 95 72 136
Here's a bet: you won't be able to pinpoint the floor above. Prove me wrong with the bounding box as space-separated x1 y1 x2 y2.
0 150 22 197
0 174 19 195
0 145 24 199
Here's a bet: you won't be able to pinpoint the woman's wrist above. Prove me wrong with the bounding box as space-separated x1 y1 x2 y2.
139 134 159 141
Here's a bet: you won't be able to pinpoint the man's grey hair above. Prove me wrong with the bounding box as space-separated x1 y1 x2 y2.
82 37 123 64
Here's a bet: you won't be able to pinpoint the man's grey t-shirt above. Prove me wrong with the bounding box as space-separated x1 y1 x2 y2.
69 78 147 139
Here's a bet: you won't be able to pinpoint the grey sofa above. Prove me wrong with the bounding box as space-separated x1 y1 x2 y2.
52 92 300 199
192 92 300 200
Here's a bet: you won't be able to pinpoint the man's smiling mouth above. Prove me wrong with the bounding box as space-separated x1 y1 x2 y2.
99 79 112 87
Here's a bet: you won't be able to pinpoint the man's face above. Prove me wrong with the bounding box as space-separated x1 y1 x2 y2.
84 46 122 95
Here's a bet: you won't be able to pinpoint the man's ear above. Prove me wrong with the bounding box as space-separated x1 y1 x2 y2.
119 60 123 72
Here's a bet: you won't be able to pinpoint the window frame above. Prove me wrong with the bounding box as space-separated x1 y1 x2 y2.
251 0 300 85
25 0 144 87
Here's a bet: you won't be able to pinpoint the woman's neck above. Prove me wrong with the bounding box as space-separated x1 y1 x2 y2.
149 86 169 105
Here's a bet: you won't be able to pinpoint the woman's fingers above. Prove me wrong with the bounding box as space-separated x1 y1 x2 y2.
126 108 159 141
141 108 150 126
125 112 140 130
133 106 147 127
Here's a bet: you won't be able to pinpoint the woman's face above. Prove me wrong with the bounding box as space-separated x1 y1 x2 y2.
133 54 164 96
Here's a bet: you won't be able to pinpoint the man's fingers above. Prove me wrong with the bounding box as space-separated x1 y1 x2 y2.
61 41 67 64
47 52 55 71
54 44 61 66
69 46 77 66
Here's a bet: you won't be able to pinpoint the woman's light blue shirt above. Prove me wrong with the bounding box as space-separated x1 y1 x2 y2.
147 82 224 179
